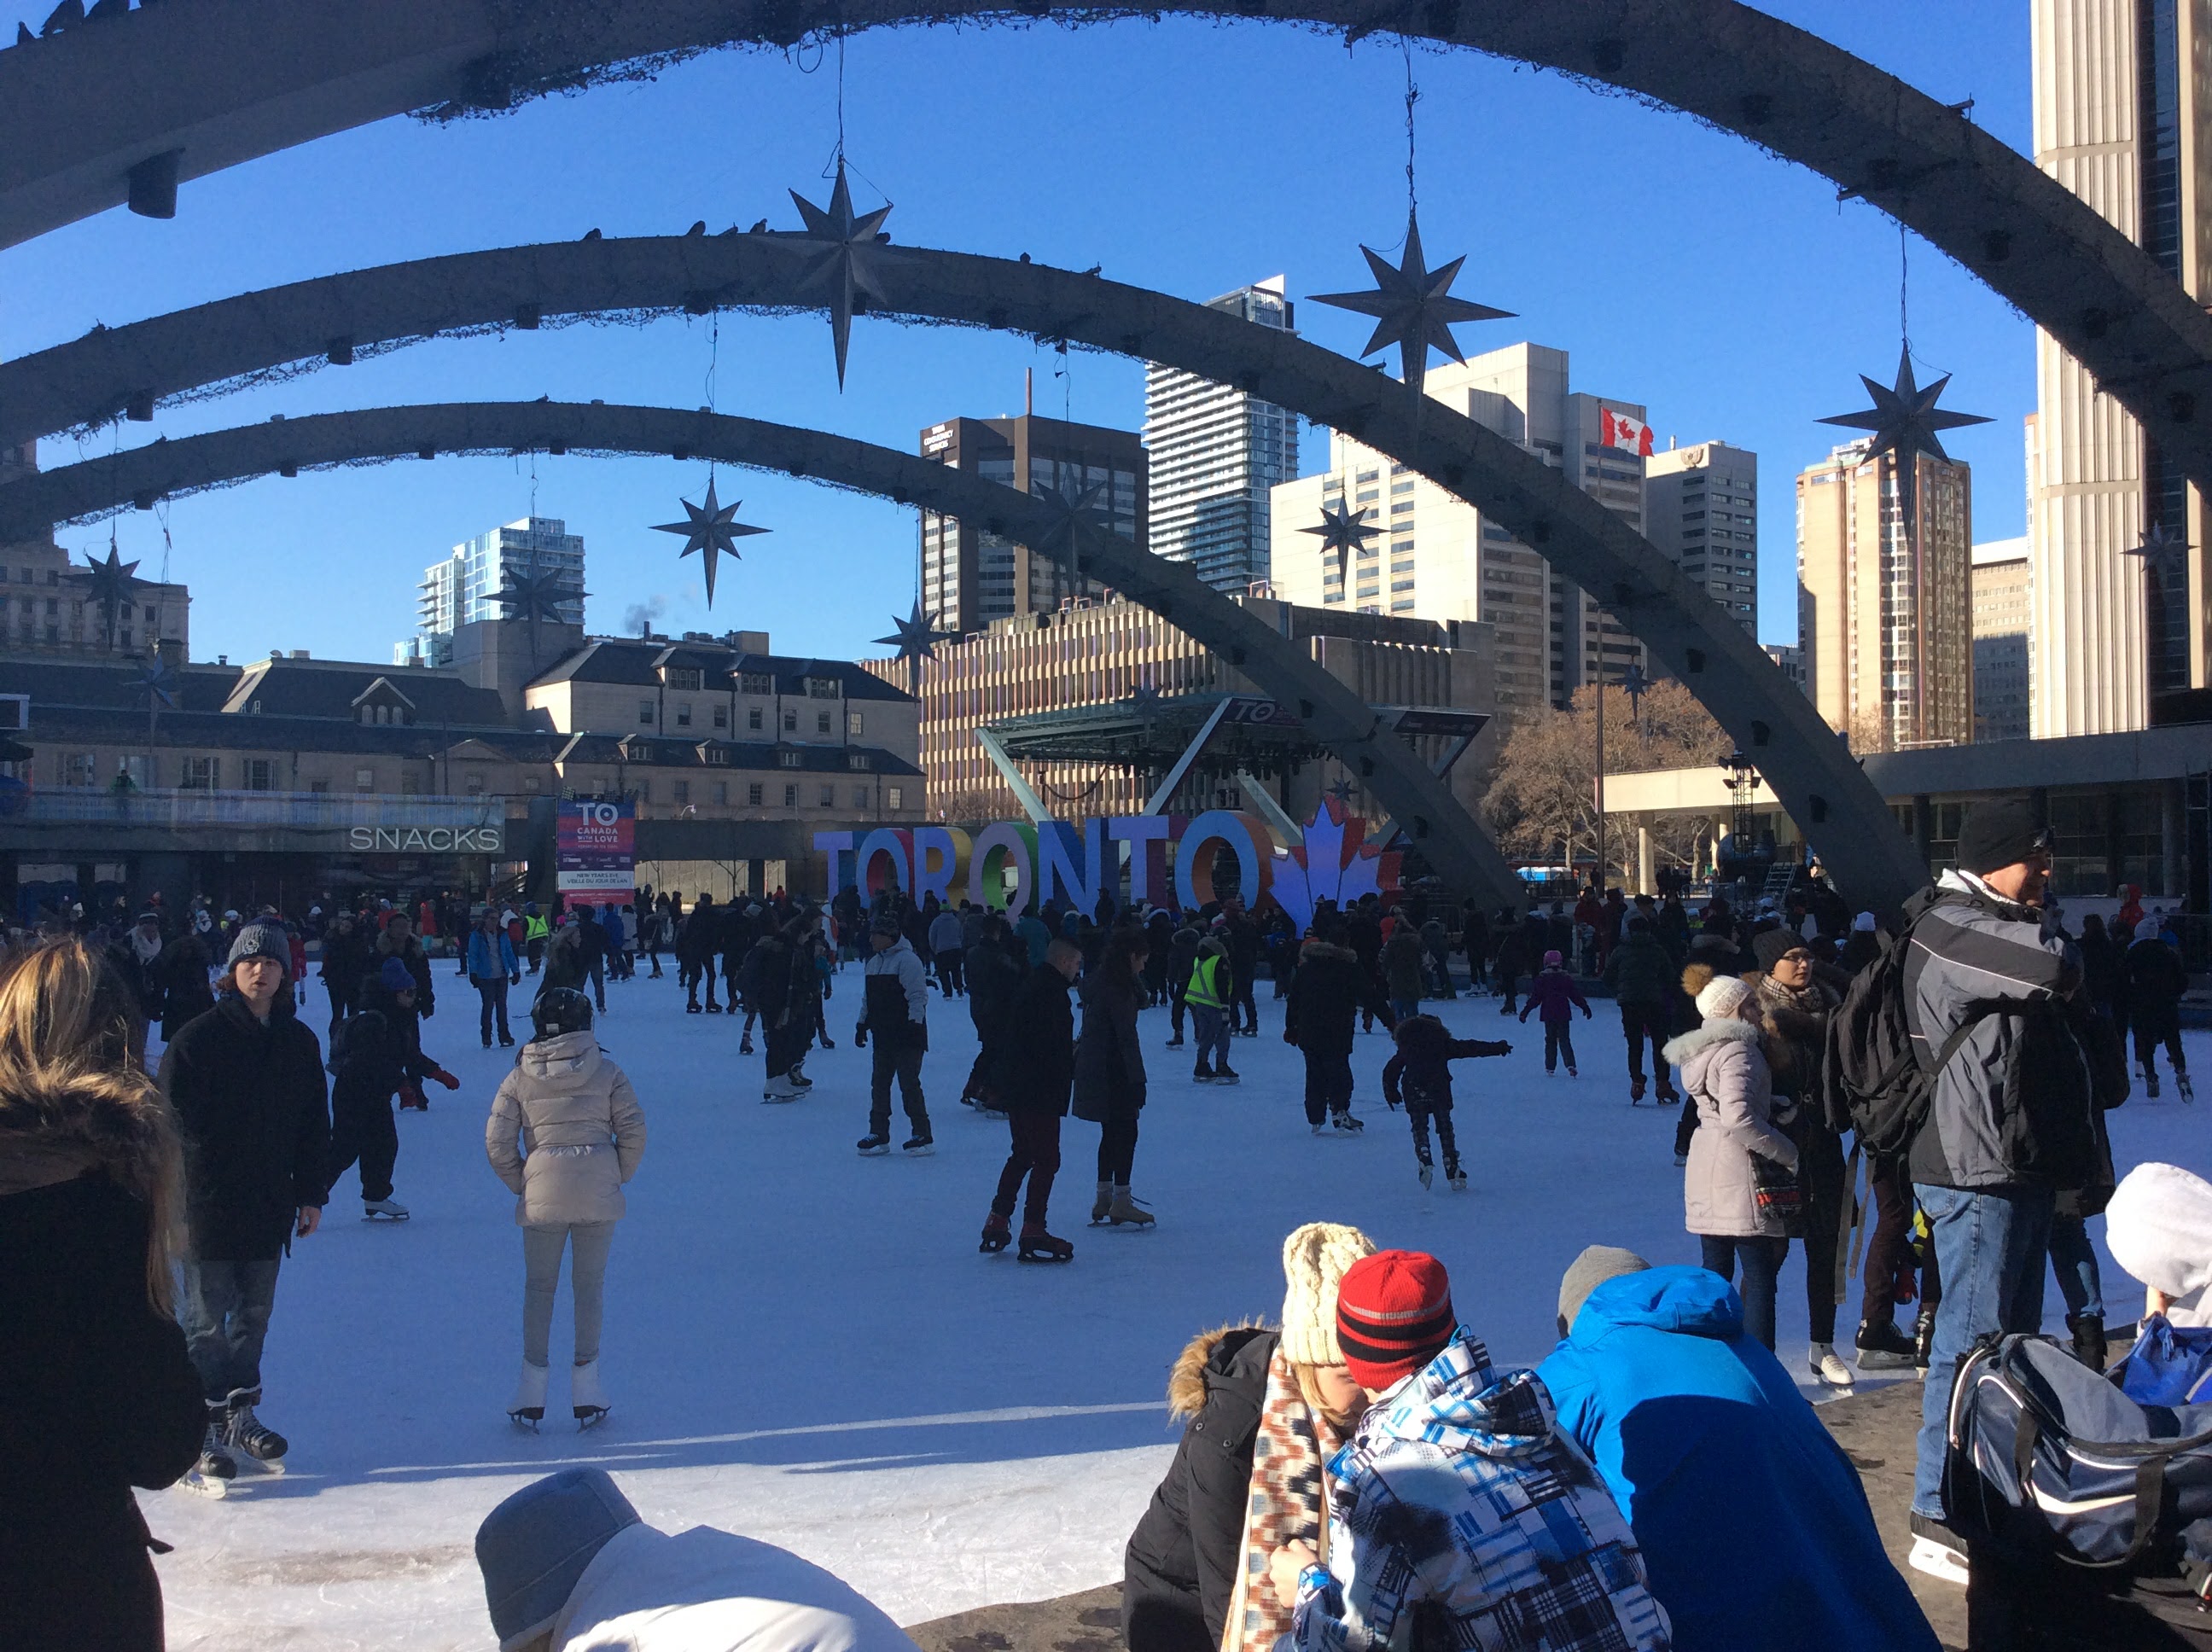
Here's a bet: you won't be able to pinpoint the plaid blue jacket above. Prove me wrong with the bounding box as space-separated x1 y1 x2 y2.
1289 1332 1670 1652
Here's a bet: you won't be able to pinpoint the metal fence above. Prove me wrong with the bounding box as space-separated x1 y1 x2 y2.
0 785 506 831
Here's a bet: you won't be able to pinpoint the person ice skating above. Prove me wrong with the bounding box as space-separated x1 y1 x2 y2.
740 922 806 1097
0 940 206 1649
1378 916 1426 1024
486 988 645 1430
1381 1015 1508 1190
2123 916 2192 1101
1536 1249 1939 1652
1075 925 1153 1225
154 923 217 1048
677 892 717 1012
326 957 456 1218
1123 1222 1377 1652
1666 973 1796 1352
855 913 931 1154
1517 948 1591 1075
928 902 966 998
317 909 371 1040
373 910 436 1022
1185 928 1237 1084
469 907 523 1050
1266 1250 1671 1652
522 903 550 974
981 938 1081 1260
1604 916 1679 1102
1163 916 1200 1048
1283 915 1395 1135
960 912 1022 1110
474 1468 921 1652
159 920 329 1488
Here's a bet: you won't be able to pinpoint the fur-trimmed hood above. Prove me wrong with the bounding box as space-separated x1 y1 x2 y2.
1167 1321 1272 1419
1659 1015 1761 1068
0 1067 175 1205
1299 939 1357 963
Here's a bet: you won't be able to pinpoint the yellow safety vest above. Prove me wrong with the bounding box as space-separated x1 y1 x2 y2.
525 915 549 942
1186 952 1231 1009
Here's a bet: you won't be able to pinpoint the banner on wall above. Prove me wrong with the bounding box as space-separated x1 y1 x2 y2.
556 800 636 893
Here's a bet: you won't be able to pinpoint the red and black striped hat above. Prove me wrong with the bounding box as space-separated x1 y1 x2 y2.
1335 1250 1456 1391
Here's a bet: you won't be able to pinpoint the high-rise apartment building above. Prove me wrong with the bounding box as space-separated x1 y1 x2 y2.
1972 536 2033 743
1144 278 1300 594
1268 342 1649 713
1796 439 1975 751
1645 442 1759 633
917 414 1146 636
2028 0 2210 734
399 516 585 668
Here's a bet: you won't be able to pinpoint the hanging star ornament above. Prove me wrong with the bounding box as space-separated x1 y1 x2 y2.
1309 209 1513 396
1300 500 1380 583
651 478 768 607
1029 474 1118 576
493 565 579 628
1818 344 1991 467
874 599 955 691
135 658 177 710
2128 521 2192 582
789 160 898 388
77 543 141 635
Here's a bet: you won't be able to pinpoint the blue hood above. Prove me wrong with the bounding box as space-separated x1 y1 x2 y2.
1573 1264 1743 1341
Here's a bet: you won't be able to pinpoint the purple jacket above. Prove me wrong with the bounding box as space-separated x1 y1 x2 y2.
1518 967 1589 1024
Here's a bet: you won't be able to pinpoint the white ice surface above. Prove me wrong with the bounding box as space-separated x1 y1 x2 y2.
143 969 2212 1649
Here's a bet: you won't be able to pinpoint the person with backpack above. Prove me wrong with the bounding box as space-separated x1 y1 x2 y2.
2123 919 2192 1102
1517 949 1592 1076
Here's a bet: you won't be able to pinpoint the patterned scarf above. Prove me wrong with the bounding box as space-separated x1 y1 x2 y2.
1228 1347 1345 1652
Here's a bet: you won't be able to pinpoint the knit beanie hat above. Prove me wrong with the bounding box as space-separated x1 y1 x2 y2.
476 1468 642 1651
380 957 416 992
1542 949 1563 969
225 921 290 974
1750 928 1801 973
1853 911 1878 933
1695 974 1753 1021
1557 1245 1650 1332
2105 1162 2212 1309
1954 796 2050 875
1278 1222 1379 1366
1336 1250 1455 1392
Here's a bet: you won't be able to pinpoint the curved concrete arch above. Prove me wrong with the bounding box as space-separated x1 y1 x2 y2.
0 397 1524 905
0 236 1930 908
4 1 2211 484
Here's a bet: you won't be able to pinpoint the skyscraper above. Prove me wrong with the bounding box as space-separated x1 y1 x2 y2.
1972 536 2032 743
399 516 585 668
1645 441 1760 634
1266 342 1650 713
917 414 1146 636
1796 439 1974 751
1144 278 1299 593
2029 0 2210 734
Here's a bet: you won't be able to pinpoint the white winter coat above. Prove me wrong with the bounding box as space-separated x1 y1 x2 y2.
486 1032 646 1228
1664 1015 1797 1239
547 1523 921 1652
2107 1161 2212 1327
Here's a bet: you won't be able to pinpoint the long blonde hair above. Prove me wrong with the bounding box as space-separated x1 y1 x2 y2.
0 939 183 1310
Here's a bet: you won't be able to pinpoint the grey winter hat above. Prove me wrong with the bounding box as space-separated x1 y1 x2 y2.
477 1469 642 1651
1557 1245 1651 1332
224 921 290 974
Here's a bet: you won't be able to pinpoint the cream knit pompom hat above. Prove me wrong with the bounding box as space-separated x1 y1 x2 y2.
1280 1221 1379 1366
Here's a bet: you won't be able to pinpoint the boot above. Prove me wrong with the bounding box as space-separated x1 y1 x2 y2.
1854 1315 1918 1370
1017 1223 1074 1262
1913 1306 1937 1375
2180 1071 2197 1104
980 1212 1012 1253
195 1402 238 1483
223 1387 288 1467
1106 1185 1155 1227
2145 1066 2162 1099
571 1358 608 1428
1091 1181 1114 1224
1213 1062 1240 1085
509 1360 550 1425
1192 1058 1215 1084
2067 1312 2108 1372
1630 1073 1647 1103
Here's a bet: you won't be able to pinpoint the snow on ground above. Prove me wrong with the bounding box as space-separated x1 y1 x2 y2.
146 964 2212 1649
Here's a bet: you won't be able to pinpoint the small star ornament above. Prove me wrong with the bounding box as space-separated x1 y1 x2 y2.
789 160 898 388
1300 500 1380 583
1324 778 1359 806
2128 521 2191 582
135 658 177 709
1819 344 1990 467
651 478 768 607
873 599 956 691
1310 209 1513 396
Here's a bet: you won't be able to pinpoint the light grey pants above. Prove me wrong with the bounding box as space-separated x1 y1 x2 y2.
521 1221 614 1368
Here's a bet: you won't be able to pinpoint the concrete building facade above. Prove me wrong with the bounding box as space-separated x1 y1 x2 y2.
1972 536 2033 743
1645 441 1760 634
0 439 190 662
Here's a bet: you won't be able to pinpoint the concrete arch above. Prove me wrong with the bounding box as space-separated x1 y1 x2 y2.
4 1 2210 486
0 397 1527 905
0 237 1930 907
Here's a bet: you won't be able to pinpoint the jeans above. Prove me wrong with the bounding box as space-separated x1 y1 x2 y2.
992 1110 1062 1223
1698 1234 1785 1351
326 1077 398 1203
1191 1003 1231 1067
1097 1113 1139 1185
868 1041 928 1137
521 1222 614 1368
1619 1002 1672 1091
178 1257 282 1403
1406 1091 1458 1170
2049 1212 2105 1320
1912 1183 2055 1516
1542 1021 1577 1073
474 974 511 1044
1301 1048 1354 1125
1389 997 1420 1025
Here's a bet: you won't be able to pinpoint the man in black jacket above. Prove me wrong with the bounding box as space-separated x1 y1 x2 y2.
159 922 329 1485
981 939 1081 1259
1284 916 1396 1134
327 958 454 1219
2124 923 2192 1101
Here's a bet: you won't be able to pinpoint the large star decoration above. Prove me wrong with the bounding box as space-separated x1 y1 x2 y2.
1028 475 1118 576
136 658 177 710
77 543 141 626
789 161 898 388
494 565 579 628
1300 500 1380 583
1618 663 1650 716
651 478 768 607
1819 344 1990 467
874 600 955 691
1309 209 1513 396
2128 521 2192 583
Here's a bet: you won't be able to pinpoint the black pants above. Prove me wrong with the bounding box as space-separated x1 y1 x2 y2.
474 975 510 1044
765 1016 807 1082
1861 1155 1943 1325
869 1041 928 1136
323 980 350 1040
1406 1090 1458 1169
992 1109 1062 1223
327 1077 398 1202
1169 986 1188 1039
527 938 544 973
2135 1008 2188 1073
1231 973 1258 1033
722 957 744 1009
646 940 663 976
1495 972 1519 1013
1301 1047 1353 1125
1542 1021 1577 1072
4 1531 165 1652
1701 1234 1786 1350
1097 1112 1138 1184
1426 943 1458 998
1620 1002 1671 1091
938 951 964 996
1800 1126 1848 1345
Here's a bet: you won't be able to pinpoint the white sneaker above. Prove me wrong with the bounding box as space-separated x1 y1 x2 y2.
1810 1344 1854 1389
571 1359 608 1428
509 1361 549 1426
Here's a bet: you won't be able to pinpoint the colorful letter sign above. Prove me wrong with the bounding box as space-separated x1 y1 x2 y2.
556 800 636 893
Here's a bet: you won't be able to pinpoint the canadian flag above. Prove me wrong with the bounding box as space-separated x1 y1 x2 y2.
1601 408 1654 457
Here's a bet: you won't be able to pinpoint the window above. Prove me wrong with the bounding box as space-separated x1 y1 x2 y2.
713 782 729 805
666 666 703 691
783 783 797 808
748 782 765 806
783 709 798 732
672 780 690 805
464 771 486 795
741 672 773 694
183 757 218 790
847 712 864 736
638 699 655 725
805 677 839 699
354 767 374 793
675 704 691 728
713 705 728 729
887 786 904 810
816 711 831 735
702 747 728 765
777 749 801 768
309 779 329 794
847 753 872 771
748 707 763 730
853 786 870 809
63 751 96 787
244 759 276 791
818 784 835 807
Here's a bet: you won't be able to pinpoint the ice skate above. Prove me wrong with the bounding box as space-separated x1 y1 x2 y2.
363 1196 410 1221
686 1000 703 1014
738 1032 754 1053
1809 1345 1854 1391
1417 1160 1434 1190
1656 1085 1679 1105
1165 1033 1184 1048
980 1212 1012 1253
2180 1072 2197 1103
2067 1312 2108 1371
1329 1110 1364 1135
856 1133 891 1156
2145 1066 2162 1099
1673 1149 1689 1167
901 1133 934 1156
788 1063 812 1090
1630 1074 1647 1104
509 1360 550 1427
1908 1512 1969 1585
1017 1224 1075 1262
1854 1317 1917 1371
499 1034 515 1047
223 1388 288 1470
762 1073 802 1103
1213 1063 1240 1085
1091 1180 1114 1223
704 999 722 1014
183 1408 236 1495
1447 1163 1467 1192
1104 1186 1155 1228
571 1359 608 1428
1192 1059 1216 1084
1567 1066 1579 1079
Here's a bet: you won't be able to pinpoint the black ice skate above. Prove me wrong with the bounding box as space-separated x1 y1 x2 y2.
857 1133 891 1156
183 1408 237 1497
739 1033 754 1054
224 1388 288 1472
1329 1110 1365 1135
2181 1072 2197 1104
1447 1162 1467 1192
902 1133 934 1156
704 999 722 1014
1854 1317 1918 1370
1213 1063 1240 1085
981 1212 1012 1253
1630 1075 1647 1104
1017 1224 1074 1262
1192 1060 1216 1084
2145 1066 2162 1098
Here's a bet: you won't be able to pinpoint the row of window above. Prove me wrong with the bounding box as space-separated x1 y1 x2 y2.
639 701 864 736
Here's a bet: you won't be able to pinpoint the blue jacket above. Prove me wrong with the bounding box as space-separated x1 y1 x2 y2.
1534 1266 1936 1652
467 929 518 981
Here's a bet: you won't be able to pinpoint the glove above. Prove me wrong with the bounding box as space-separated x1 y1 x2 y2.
1582 1006 1592 1020
510 974 521 986
855 1021 868 1048
429 1067 460 1091
1283 1028 1298 1045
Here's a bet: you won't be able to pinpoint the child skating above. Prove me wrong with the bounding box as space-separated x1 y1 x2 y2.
1517 949 1591 1075
1382 1014 1510 1189
485 987 647 1429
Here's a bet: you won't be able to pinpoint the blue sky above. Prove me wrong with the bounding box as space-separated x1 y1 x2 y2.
0 2 2031 665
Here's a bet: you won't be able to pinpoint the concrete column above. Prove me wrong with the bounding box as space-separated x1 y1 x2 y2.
1912 794 1934 868
1637 820 1655 898
2163 779 2186 899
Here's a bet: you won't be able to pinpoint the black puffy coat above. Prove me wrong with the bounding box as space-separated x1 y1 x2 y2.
1124 1326 1278 1652
371 930 434 1017
154 934 217 1041
1165 926 1202 1000
993 963 1076 1115
331 984 434 1102
1284 940 1393 1056
1072 970 1145 1124
160 995 330 1259
965 937 1024 1041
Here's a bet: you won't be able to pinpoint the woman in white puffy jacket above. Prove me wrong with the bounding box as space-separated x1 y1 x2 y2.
486 988 645 1429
